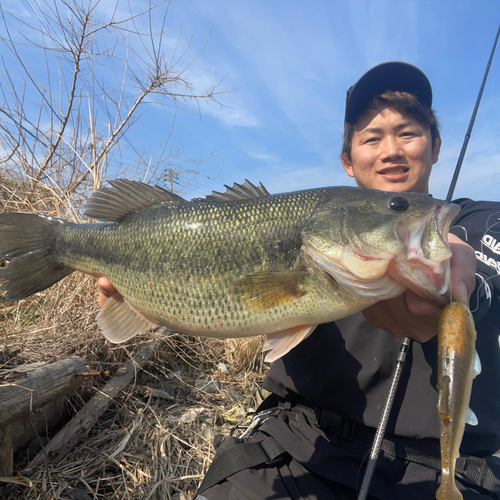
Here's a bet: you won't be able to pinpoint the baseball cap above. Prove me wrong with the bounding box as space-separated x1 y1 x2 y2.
345 62 433 124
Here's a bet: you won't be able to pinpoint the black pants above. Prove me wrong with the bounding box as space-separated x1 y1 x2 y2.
195 431 369 500
195 410 497 500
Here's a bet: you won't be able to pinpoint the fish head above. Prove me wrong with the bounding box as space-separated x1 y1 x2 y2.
302 187 460 305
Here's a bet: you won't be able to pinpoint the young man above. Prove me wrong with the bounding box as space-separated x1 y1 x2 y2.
100 63 500 498
192 63 500 499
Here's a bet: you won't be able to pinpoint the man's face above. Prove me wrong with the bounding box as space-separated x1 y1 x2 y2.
341 105 441 194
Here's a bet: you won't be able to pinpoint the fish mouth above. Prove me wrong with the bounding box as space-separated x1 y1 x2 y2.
390 202 461 305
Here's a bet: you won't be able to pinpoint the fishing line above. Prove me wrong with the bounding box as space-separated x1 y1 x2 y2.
357 23 500 500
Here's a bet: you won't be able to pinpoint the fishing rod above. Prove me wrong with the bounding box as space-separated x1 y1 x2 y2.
357 23 500 500
447 24 500 203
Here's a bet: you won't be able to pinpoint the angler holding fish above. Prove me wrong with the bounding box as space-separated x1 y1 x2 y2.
189 63 500 499
1 64 500 497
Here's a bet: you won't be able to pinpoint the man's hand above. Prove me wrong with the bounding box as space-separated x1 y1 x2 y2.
447 233 477 304
362 234 477 342
97 277 120 307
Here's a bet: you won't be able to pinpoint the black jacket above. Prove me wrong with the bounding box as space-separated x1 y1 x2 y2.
261 198 500 495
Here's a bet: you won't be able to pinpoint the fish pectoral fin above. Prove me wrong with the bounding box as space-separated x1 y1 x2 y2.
473 350 482 377
97 295 155 343
234 271 306 312
264 325 317 362
466 407 478 426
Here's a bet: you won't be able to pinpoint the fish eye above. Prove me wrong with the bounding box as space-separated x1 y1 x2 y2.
388 196 410 212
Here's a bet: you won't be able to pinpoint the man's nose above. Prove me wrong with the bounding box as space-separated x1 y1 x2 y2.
380 136 403 160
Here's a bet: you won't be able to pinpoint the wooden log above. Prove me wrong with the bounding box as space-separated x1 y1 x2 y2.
0 357 87 477
0 357 88 429
0 424 13 477
30 340 161 467
11 397 66 451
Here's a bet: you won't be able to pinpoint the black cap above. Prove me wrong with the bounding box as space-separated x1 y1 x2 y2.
345 62 433 124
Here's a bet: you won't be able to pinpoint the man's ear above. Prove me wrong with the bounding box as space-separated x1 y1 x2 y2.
432 136 441 164
341 152 355 178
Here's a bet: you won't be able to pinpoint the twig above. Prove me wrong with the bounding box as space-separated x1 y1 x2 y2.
29 338 163 467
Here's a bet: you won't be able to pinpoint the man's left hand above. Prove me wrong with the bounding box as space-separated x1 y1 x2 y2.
361 234 477 342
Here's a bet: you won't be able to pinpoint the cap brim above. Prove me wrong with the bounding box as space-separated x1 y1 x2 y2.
345 62 432 124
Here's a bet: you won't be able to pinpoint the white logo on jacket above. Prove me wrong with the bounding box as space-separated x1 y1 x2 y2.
481 234 500 255
475 251 500 275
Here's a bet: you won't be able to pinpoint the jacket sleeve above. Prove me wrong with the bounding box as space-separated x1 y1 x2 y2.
450 198 500 336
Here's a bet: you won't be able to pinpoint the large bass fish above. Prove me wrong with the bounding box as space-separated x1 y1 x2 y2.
0 180 459 361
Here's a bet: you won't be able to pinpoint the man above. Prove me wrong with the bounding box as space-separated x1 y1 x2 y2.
100 62 500 498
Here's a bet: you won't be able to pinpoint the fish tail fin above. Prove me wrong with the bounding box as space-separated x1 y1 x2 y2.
436 480 462 500
0 213 73 300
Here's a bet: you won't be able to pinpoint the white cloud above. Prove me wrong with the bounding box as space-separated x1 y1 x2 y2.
244 149 281 164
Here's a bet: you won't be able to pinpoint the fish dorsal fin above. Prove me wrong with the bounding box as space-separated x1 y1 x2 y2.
97 295 155 343
85 179 185 222
203 179 270 203
264 325 316 362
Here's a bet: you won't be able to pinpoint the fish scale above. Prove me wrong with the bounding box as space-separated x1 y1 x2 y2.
0 179 459 361
54 189 342 336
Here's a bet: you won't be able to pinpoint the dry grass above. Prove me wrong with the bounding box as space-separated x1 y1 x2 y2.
0 284 268 499
0 180 268 500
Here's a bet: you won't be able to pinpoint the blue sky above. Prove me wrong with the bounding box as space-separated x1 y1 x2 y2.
156 0 500 202
2 0 500 202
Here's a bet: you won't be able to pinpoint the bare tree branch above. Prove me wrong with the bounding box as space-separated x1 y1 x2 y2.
0 0 228 207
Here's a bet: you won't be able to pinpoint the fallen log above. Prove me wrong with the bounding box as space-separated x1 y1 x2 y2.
30 339 162 467
0 357 88 477
0 356 88 428
0 425 13 477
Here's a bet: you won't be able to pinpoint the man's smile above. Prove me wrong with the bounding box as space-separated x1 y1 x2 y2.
378 166 410 176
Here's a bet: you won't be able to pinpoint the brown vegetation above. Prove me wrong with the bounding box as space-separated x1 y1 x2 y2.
0 1 266 498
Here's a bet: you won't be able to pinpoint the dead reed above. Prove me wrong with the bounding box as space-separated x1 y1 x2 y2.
0 3 260 494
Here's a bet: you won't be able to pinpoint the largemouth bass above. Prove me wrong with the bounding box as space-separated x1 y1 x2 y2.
0 180 459 361
436 302 480 500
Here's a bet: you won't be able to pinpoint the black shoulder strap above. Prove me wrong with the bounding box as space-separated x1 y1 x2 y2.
197 436 288 494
